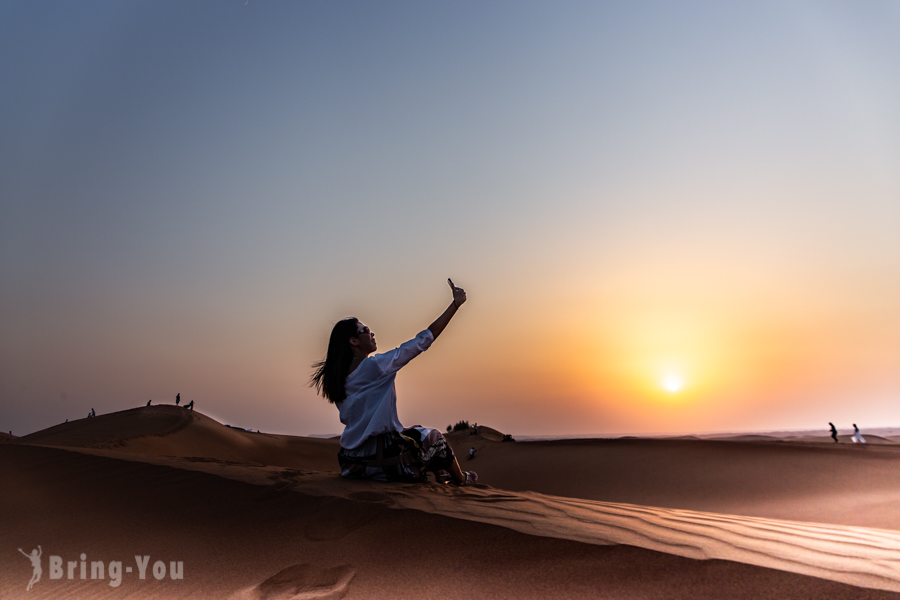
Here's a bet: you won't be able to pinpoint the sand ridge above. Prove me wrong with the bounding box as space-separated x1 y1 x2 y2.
10 406 900 597
448 434 900 529
45 443 900 594
10 443 898 600
16 406 341 472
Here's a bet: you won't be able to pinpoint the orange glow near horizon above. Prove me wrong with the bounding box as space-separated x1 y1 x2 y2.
376 259 900 436
588 304 726 405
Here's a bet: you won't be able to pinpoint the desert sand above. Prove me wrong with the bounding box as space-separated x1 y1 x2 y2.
3 405 900 599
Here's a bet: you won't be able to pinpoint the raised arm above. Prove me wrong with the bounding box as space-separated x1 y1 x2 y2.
428 279 467 340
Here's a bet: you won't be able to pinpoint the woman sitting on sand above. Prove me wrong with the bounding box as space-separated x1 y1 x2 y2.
311 279 477 486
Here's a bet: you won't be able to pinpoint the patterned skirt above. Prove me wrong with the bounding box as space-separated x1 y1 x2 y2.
338 426 456 482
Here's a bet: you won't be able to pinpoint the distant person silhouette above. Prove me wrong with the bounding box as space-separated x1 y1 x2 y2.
468 447 476 460
829 422 838 443
185 400 194 411
6 431 11 441
147 399 152 406
18 546 42 591
176 393 180 406
852 424 866 444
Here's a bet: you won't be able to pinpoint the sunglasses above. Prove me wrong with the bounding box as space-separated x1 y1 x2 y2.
355 325 371 336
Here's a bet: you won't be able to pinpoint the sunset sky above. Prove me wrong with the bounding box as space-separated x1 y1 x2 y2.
2 1 898 438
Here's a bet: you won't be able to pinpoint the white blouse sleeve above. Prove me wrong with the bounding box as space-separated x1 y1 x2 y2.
370 329 434 376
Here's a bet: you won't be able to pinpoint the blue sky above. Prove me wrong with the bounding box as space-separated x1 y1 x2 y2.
2 1 898 437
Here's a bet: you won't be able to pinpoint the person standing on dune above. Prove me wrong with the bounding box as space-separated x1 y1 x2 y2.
176 393 180 406
311 279 476 486
852 424 866 444
829 422 838 443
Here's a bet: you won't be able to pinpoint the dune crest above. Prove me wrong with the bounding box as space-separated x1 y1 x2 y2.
16 405 341 471
15 405 193 448
15 408 900 593
58 446 900 594
275 471 900 593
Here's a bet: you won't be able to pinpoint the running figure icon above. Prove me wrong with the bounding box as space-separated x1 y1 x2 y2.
18 546 42 591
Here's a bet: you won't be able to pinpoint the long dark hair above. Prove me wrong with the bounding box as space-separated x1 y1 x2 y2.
310 317 360 403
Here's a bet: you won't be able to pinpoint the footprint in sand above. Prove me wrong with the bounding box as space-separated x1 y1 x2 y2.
231 564 355 600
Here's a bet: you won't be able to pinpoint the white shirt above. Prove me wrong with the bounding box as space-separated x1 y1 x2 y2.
337 329 434 449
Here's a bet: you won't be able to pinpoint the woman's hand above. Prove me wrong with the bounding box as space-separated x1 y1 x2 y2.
429 279 467 339
448 278 467 308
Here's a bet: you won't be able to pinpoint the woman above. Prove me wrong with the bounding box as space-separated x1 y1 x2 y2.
311 279 476 485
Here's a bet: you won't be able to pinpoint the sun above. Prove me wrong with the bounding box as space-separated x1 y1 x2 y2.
661 373 684 393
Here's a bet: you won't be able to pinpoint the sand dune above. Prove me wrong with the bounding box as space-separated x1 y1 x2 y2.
16 406 193 447
710 434 780 442
287 473 900 593
7 407 900 598
4 443 899 599
39 445 900 594
446 433 900 529
714 433 896 444
17 406 340 472
18 408 900 528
